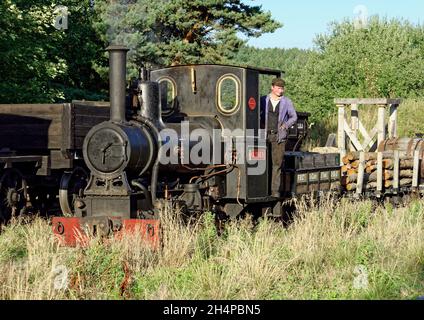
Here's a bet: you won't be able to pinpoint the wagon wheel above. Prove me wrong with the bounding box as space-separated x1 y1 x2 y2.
59 167 88 216
0 169 28 223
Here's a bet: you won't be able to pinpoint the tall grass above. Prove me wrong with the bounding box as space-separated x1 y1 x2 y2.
1 198 423 300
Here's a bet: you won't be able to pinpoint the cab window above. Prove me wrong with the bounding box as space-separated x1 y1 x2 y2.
158 77 177 116
216 75 240 115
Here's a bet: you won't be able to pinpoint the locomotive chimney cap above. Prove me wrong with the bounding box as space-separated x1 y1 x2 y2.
106 45 129 52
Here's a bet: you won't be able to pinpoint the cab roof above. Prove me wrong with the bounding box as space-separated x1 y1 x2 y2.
154 63 284 77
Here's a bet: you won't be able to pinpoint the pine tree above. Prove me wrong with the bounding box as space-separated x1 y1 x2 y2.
94 0 281 72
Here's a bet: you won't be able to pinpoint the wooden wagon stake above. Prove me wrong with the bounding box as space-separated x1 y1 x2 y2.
356 152 365 195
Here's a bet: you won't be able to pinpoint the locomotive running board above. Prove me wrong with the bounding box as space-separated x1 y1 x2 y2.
51 216 160 248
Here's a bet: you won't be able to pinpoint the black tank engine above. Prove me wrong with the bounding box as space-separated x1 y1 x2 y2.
52 45 339 245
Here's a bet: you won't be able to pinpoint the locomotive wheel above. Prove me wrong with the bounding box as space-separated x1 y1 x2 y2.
59 167 88 216
0 169 28 223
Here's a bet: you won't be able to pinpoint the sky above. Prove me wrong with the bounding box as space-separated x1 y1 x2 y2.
243 0 424 49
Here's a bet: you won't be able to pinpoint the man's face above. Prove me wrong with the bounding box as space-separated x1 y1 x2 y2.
271 85 284 97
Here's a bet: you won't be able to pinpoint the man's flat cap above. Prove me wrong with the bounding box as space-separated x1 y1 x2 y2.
272 78 285 87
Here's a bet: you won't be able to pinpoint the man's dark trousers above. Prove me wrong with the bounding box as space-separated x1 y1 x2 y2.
268 133 286 197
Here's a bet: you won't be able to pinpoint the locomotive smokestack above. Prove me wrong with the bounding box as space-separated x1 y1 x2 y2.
106 45 129 123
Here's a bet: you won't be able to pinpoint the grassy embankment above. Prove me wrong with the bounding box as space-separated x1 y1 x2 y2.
0 197 423 300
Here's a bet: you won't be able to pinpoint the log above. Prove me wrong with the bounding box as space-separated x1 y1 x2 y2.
346 178 412 191
341 164 351 174
347 174 357 184
367 159 402 169
344 151 398 161
345 173 370 184
384 178 412 188
366 159 414 173
365 166 374 174
384 169 413 180
346 182 377 191
347 169 413 182
366 160 377 167
368 182 378 189
348 169 414 183
347 169 357 176
342 152 354 164
363 159 393 169
367 169 413 182
399 159 414 168
348 160 360 168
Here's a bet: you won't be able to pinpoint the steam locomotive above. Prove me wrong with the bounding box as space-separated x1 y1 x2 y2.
49 46 341 245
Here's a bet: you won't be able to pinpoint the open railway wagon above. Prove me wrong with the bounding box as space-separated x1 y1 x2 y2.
341 139 424 200
0 101 109 222
336 99 424 200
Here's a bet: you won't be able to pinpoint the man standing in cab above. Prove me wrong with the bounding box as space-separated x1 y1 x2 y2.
260 78 298 198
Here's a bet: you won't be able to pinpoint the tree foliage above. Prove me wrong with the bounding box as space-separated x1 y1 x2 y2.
3 0 424 126
298 17 424 121
1 0 281 103
235 17 424 123
0 0 106 103
94 0 281 74
232 45 315 105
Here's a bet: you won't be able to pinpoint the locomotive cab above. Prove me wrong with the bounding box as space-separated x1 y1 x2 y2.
150 64 316 217
151 64 278 203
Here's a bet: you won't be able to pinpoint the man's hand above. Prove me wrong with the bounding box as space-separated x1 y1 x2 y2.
280 124 287 130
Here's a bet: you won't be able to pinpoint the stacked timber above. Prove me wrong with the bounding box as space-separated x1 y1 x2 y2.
341 151 414 191
378 137 424 177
